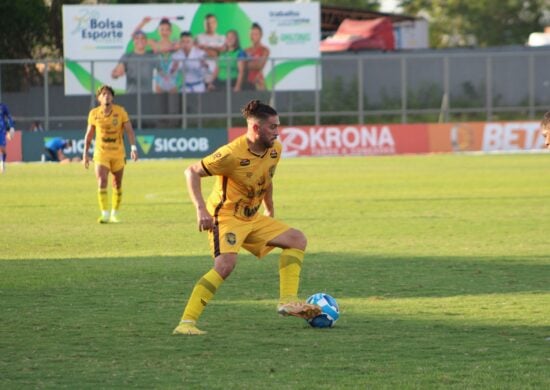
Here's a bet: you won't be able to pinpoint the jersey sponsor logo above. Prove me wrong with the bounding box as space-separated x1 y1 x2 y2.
240 159 250 166
101 137 117 143
243 204 260 218
270 149 278 158
225 232 237 245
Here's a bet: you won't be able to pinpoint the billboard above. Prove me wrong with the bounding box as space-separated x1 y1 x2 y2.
428 121 544 153
62 2 320 95
229 124 431 157
21 129 227 162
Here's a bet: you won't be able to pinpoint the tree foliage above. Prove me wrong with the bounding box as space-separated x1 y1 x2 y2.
400 0 547 47
320 0 380 10
0 0 50 59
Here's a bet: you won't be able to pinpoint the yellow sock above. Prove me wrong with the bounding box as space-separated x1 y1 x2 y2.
97 189 108 213
112 189 122 212
279 248 304 304
181 268 224 322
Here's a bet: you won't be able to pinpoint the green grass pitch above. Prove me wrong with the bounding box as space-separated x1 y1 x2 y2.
1 154 549 388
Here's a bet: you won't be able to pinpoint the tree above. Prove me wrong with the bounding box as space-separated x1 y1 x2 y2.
321 0 380 11
400 0 547 47
0 0 50 60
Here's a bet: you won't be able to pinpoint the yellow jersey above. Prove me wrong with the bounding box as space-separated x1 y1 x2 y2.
87 104 129 160
202 135 282 221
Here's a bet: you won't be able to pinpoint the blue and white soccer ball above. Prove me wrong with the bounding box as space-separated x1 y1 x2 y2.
306 293 340 328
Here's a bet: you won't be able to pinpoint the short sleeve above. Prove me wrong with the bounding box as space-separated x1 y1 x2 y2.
119 106 130 123
87 109 95 127
201 145 236 176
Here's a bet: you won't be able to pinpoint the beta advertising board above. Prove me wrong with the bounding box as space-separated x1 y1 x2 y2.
62 2 320 95
428 122 544 153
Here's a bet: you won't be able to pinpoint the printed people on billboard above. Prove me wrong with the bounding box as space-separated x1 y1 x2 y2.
245 22 269 91
195 14 225 88
111 30 156 93
171 32 208 93
212 30 247 92
133 17 180 93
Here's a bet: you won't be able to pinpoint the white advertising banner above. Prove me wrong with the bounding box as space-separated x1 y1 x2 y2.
62 2 320 95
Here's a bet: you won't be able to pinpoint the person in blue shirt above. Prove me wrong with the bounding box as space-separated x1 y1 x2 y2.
44 137 73 162
0 102 15 174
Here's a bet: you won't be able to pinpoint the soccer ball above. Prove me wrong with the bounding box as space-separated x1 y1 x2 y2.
306 293 340 328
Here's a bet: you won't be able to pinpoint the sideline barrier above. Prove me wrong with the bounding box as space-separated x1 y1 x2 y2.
20 129 227 162
6 131 22 162
231 121 544 156
11 121 545 162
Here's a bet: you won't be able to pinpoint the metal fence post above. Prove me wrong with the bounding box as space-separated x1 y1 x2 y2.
443 55 450 122
44 60 50 132
400 56 407 123
226 59 231 129
358 56 364 124
270 58 276 108
137 59 142 130
181 59 187 129
90 60 96 108
485 56 493 121
528 54 535 120
315 58 320 125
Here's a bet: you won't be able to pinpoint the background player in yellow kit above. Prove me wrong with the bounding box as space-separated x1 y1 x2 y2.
82 85 138 223
173 99 321 335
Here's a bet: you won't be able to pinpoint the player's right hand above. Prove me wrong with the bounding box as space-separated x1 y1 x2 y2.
197 208 214 232
82 155 90 169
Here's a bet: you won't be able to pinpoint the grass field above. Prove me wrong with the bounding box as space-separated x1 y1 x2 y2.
1 154 549 389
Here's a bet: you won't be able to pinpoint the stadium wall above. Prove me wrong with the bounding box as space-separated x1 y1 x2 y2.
19 128 227 162
229 120 545 156
11 120 544 162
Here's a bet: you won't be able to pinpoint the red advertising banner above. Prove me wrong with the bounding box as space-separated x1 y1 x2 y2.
229 124 430 157
428 121 544 153
6 131 22 162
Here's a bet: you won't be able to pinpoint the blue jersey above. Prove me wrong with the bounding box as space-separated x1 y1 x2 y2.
45 137 68 152
0 103 15 134
0 103 14 146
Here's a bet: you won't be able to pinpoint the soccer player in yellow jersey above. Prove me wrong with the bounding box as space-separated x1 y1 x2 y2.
82 85 138 223
173 99 321 335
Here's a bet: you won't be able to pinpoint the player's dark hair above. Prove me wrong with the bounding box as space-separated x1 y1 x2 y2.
205 13 216 20
96 85 115 98
180 31 192 38
159 18 171 27
226 29 241 49
542 111 550 130
241 100 277 121
251 22 262 33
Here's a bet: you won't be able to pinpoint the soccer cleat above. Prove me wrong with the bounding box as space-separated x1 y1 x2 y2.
109 214 121 223
97 215 109 224
172 320 207 335
277 302 322 319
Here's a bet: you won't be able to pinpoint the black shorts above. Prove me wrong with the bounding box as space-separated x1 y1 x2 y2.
44 148 59 162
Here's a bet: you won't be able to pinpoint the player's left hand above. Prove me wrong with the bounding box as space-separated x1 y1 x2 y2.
7 128 14 141
131 150 138 162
